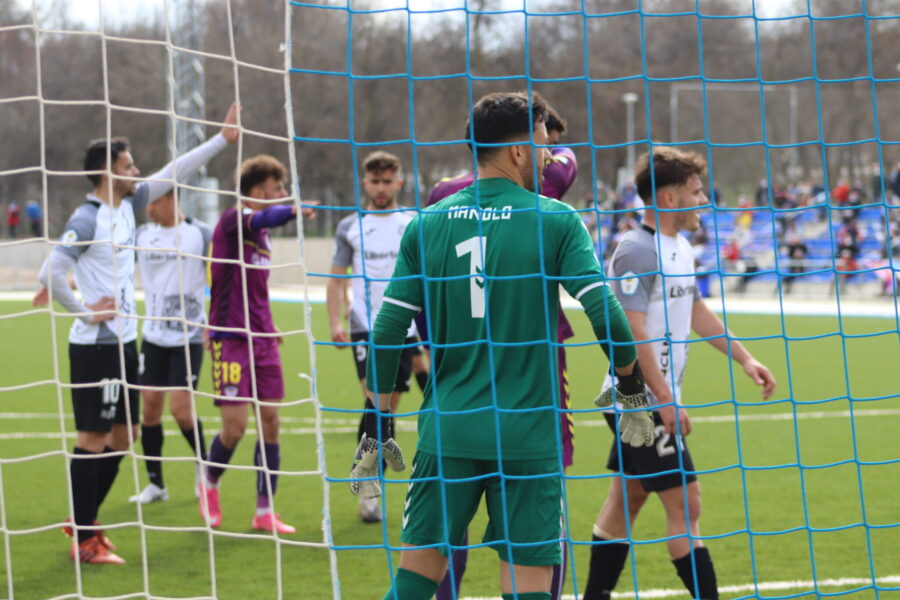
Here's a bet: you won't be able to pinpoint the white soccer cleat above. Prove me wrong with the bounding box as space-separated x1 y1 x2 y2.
358 496 382 523
129 483 169 504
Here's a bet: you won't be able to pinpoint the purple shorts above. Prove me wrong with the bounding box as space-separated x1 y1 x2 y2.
210 336 284 404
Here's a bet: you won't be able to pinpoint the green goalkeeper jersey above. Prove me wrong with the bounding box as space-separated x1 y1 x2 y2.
370 177 634 461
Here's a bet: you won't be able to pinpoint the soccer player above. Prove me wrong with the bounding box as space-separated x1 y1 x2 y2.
201 154 312 535
129 188 213 504
352 90 653 600
326 150 422 524
424 104 579 600
581 147 777 600
36 103 239 564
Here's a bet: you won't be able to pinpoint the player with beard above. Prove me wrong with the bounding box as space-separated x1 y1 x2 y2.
327 150 422 523
352 91 652 600
424 103 579 600
35 104 239 563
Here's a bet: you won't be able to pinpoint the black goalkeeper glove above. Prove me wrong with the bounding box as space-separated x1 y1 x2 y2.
349 404 406 498
595 361 655 448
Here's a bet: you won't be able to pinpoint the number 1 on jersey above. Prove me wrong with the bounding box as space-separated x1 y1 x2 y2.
456 236 487 318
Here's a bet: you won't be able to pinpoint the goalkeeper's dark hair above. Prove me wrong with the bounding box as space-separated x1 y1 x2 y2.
239 154 287 197
465 91 550 164
634 146 707 205
83 137 130 186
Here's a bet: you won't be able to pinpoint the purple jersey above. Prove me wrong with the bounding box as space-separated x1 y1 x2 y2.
426 172 474 207
426 146 577 207
541 147 578 201
209 207 276 337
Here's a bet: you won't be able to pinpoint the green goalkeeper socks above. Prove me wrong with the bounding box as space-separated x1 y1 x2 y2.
383 568 439 600
502 593 551 600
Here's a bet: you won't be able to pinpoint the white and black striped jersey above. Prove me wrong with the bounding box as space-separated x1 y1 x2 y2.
136 218 212 347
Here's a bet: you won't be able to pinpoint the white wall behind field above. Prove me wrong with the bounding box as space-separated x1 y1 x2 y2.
0 237 337 290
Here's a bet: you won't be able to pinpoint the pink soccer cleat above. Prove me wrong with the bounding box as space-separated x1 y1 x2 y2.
199 486 222 528
251 512 296 535
69 536 126 565
63 518 116 550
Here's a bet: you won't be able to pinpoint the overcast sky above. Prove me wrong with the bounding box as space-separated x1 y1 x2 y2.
15 0 796 30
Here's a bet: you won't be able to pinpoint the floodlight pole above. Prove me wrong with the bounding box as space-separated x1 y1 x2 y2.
623 92 639 180
171 0 206 215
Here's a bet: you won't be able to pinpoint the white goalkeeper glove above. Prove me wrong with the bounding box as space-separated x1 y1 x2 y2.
595 361 655 448
349 406 406 498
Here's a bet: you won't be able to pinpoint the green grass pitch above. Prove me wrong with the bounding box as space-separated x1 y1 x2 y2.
0 299 897 600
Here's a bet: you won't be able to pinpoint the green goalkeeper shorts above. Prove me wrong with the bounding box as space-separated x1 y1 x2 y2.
399 450 562 566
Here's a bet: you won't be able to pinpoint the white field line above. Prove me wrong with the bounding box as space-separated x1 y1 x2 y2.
460 574 900 600
0 408 897 441
2 288 898 319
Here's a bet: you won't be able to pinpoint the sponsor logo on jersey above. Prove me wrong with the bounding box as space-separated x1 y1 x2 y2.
61 229 78 244
669 284 696 298
365 250 399 260
620 271 640 295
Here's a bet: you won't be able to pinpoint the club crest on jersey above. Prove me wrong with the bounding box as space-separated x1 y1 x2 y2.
61 229 78 245
223 385 239 397
620 271 640 295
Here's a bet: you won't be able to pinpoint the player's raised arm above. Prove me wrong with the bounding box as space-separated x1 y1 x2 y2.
134 103 241 211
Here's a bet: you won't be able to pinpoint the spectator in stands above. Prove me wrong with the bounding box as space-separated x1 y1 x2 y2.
736 196 753 231
690 222 711 298
781 227 808 295
891 161 900 200
711 182 722 206
755 178 769 206
836 215 859 258
724 234 757 294
6 202 20 238
870 163 887 202
832 179 851 207
830 247 858 297
26 200 41 237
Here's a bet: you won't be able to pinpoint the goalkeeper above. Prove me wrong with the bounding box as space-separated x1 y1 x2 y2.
352 90 652 600
581 147 776 600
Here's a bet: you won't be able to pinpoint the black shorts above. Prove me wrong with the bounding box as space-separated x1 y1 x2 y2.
70 341 141 433
604 411 696 492
350 332 421 393
140 340 204 389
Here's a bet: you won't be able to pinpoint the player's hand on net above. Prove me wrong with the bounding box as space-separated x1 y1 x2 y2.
594 361 655 448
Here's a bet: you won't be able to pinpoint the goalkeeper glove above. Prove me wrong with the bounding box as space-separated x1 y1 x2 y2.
595 361 655 448
349 405 406 498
